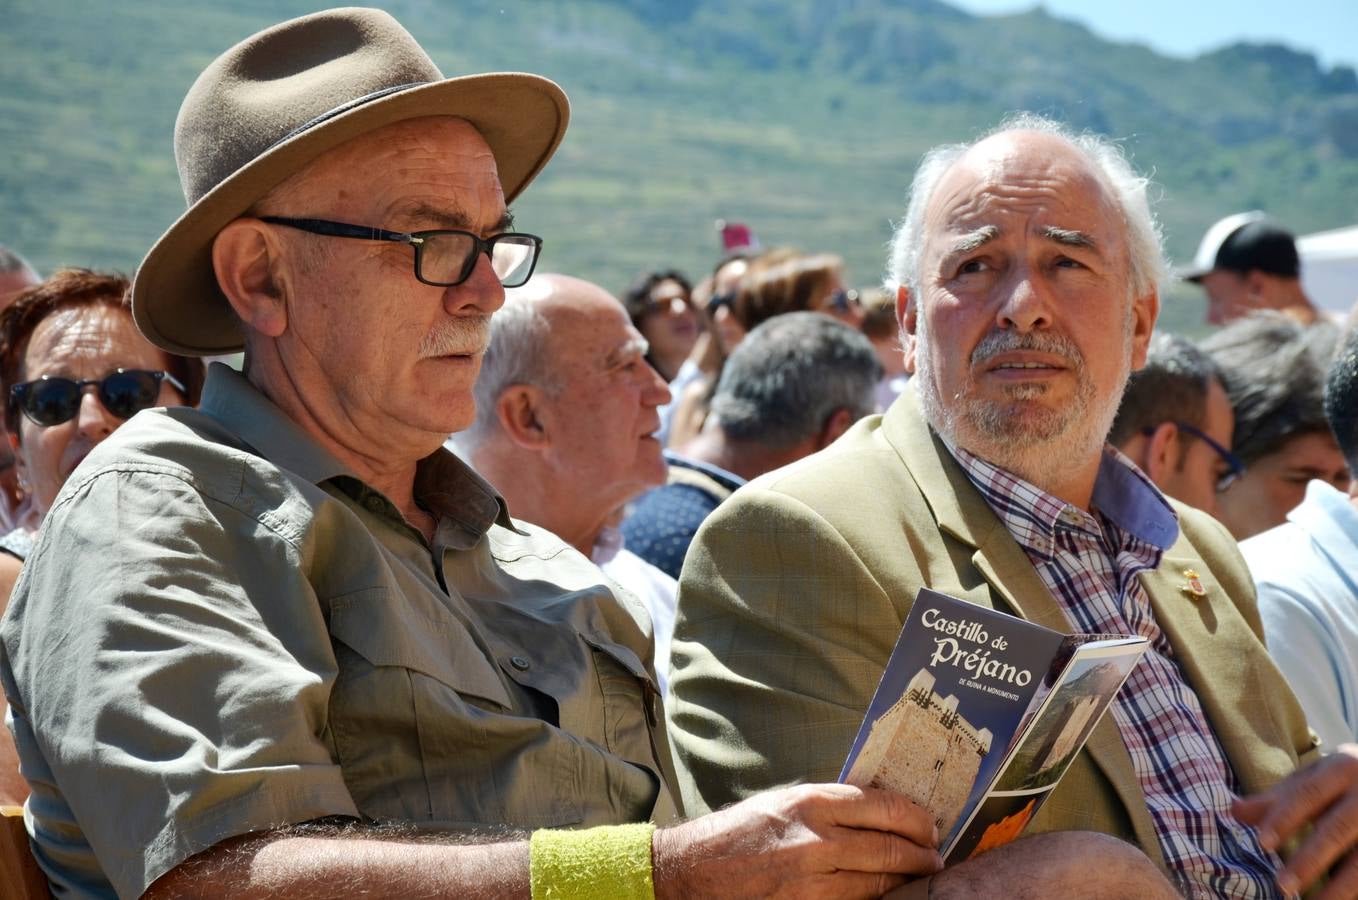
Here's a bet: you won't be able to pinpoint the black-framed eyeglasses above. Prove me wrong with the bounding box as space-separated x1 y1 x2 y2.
260 217 543 288
9 369 186 427
1142 421 1247 492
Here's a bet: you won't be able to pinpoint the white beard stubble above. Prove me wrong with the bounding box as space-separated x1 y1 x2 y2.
914 312 1133 491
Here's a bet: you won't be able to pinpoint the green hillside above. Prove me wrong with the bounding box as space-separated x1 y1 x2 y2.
3 0 1356 337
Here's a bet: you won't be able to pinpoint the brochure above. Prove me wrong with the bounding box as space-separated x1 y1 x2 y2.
840 588 1148 861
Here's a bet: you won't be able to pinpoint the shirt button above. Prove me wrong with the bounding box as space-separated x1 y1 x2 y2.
364 495 384 513
510 656 530 671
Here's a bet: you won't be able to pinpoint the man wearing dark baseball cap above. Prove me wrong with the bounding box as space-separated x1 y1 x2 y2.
0 8 946 898
1181 211 1320 325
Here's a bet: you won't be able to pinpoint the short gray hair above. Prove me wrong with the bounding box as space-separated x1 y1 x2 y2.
451 296 554 451
709 312 882 448
885 113 1167 300
1202 312 1339 464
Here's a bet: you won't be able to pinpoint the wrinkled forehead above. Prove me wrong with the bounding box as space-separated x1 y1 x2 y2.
25 303 157 366
924 132 1126 250
270 116 504 212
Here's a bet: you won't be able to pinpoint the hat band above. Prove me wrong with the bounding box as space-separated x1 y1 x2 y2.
267 82 427 152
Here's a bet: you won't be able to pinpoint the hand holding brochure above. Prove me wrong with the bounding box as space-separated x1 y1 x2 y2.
840 588 1148 862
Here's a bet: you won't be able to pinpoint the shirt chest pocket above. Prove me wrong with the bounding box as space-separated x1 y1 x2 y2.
325 588 583 829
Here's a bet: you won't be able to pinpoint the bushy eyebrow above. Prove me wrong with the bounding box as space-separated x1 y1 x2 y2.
604 335 650 368
1041 225 1097 250
946 225 999 257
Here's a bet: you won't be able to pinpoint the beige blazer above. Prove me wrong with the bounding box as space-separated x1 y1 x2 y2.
669 387 1318 869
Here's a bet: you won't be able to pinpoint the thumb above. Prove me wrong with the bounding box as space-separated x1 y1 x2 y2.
1232 793 1284 852
1231 793 1271 824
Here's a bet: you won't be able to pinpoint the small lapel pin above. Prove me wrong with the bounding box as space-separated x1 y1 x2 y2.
1179 568 1208 599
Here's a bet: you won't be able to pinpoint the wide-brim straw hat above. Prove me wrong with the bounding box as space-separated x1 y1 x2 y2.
132 6 569 356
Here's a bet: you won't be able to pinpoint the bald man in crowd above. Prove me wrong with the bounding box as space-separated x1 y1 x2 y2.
449 274 680 685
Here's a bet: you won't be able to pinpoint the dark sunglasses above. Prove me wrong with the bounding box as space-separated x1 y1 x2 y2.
9 369 185 427
1142 421 1246 492
706 290 735 316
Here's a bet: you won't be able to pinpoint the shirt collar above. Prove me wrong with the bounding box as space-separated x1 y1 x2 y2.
592 524 626 565
198 363 513 540
944 436 1179 552
1091 445 1181 549
1286 479 1358 557
663 449 746 492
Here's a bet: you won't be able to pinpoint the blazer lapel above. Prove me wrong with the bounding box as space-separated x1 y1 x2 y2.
1141 549 1299 795
881 388 1163 860
882 389 1083 633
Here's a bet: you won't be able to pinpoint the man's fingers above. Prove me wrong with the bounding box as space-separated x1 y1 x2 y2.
815 785 939 848
1276 789 1358 895
1238 755 1357 850
1317 849 1358 900
1231 792 1272 825
823 824 945 878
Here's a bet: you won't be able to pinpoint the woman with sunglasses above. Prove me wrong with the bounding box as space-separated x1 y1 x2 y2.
622 269 700 383
0 269 205 600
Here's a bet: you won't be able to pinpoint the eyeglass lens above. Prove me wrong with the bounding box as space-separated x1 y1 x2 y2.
419 233 538 287
22 371 164 426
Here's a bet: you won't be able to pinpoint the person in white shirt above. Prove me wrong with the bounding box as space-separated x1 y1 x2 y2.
1244 323 1358 750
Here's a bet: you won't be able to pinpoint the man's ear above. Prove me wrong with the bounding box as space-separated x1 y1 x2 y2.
897 285 918 374
816 407 856 450
212 218 289 338
1128 286 1159 371
1140 421 1180 485
495 385 551 450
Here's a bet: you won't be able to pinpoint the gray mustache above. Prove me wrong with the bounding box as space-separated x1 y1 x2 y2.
420 315 491 358
968 330 1084 369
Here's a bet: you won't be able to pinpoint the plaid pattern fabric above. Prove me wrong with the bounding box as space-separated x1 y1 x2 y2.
950 442 1282 899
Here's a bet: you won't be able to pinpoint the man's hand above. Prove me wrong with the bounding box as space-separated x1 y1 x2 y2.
652 783 942 899
1233 743 1358 897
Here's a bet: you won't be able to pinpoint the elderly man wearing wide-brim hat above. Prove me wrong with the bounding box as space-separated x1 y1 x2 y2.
0 9 946 898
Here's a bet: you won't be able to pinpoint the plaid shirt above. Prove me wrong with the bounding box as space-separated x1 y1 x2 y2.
949 441 1282 899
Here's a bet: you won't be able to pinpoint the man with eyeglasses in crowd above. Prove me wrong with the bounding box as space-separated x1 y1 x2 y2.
0 9 990 899
1108 333 1242 519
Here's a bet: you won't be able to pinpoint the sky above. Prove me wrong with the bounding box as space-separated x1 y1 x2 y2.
950 0 1358 71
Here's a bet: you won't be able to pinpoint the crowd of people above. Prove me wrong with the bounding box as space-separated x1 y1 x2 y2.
2 6 1358 899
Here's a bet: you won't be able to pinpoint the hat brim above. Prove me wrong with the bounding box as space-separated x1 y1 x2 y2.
1173 261 1216 283
133 73 569 356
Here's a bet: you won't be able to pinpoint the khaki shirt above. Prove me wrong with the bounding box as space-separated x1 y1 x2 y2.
0 364 679 900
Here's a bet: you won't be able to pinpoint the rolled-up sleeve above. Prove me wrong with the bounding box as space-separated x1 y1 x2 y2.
0 464 358 899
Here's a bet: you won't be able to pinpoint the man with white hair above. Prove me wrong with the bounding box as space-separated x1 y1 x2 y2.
671 116 1358 897
450 273 679 687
